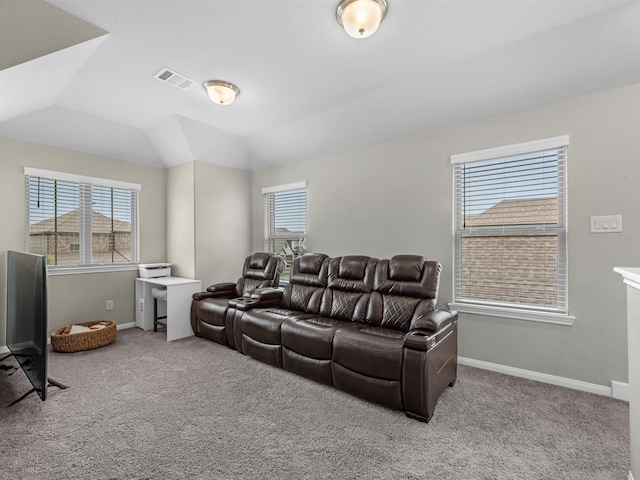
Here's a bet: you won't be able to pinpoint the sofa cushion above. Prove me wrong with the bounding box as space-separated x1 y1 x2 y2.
289 253 329 287
242 252 285 282
322 290 370 322
364 256 442 330
242 308 312 345
332 325 405 381
285 284 324 313
283 348 333 385
195 297 229 326
332 363 403 410
374 256 441 301
281 316 355 360
389 255 424 282
248 252 270 269
279 253 329 314
319 256 376 322
327 256 375 293
366 293 423 331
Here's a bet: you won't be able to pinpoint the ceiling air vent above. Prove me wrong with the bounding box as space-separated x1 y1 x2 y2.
153 67 196 91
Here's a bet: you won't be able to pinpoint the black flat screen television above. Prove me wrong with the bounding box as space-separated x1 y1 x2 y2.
4 251 49 402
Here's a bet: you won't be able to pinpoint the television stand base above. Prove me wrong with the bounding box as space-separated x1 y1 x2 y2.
47 377 69 391
5 377 69 407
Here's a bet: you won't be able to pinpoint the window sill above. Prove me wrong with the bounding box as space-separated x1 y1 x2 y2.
47 264 139 276
448 302 575 326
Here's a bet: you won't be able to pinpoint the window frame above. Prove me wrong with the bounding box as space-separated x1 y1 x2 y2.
449 136 574 326
262 181 307 284
24 167 141 276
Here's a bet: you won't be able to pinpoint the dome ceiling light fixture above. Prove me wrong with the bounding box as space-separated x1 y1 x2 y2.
203 80 240 105
336 0 388 39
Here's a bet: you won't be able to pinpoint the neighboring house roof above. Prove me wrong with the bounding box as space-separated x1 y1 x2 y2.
274 227 304 237
465 197 558 227
30 209 131 234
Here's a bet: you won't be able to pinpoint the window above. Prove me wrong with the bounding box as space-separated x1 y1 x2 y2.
25 168 140 273
263 181 307 282
451 136 571 324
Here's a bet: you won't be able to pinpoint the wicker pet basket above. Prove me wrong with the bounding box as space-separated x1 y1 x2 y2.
51 320 117 353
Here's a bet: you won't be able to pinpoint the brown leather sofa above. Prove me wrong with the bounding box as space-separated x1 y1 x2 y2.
191 253 457 422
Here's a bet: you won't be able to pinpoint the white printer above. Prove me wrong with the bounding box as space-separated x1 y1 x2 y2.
138 263 171 278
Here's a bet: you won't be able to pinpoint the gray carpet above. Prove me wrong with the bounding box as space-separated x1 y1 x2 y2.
0 328 630 479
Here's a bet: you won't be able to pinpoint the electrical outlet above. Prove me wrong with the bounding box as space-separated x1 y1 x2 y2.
106 300 114 311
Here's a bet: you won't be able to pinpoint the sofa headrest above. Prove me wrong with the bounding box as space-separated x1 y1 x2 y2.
289 253 329 287
242 252 283 280
389 255 425 282
374 256 441 300
248 252 270 270
327 256 376 293
298 253 327 275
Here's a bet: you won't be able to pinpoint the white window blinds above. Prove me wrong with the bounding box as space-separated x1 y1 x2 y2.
263 182 307 281
452 136 568 314
25 168 140 269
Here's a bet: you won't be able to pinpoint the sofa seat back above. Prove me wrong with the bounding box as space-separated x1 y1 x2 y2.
280 253 329 313
236 252 286 297
319 256 376 321
366 255 441 331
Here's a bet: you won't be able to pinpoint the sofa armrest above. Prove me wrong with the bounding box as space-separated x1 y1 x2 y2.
404 330 437 351
206 282 237 295
228 297 257 311
192 283 237 301
227 288 284 311
411 307 456 334
403 310 458 422
193 291 216 301
405 310 458 351
250 287 283 302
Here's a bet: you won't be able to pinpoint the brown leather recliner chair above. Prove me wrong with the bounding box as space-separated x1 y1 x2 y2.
190 252 285 348
239 252 330 367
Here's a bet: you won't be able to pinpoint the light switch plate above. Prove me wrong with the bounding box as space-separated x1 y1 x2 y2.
591 215 622 233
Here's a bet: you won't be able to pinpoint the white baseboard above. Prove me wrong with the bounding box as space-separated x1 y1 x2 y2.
458 356 629 400
611 380 630 401
116 322 136 330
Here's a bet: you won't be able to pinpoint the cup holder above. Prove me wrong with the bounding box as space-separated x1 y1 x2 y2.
410 331 428 337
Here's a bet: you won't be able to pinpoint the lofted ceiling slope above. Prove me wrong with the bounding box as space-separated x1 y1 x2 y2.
1 0 639 171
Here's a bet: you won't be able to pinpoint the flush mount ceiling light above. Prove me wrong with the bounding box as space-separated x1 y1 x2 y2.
203 80 240 105
336 0 388 39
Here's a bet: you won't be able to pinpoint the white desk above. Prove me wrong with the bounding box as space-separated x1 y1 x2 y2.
135 276 202 341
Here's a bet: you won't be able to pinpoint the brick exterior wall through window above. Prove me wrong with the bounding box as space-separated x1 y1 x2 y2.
459 197 561 309
461 233 559 308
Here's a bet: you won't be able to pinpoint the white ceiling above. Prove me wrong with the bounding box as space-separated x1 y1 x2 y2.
1 0 639 171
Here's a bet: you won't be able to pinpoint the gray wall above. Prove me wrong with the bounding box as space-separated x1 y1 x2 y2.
251 82 640 387
166 160 251 288
167 162 196 279
194 161 251 289
0 138 166 344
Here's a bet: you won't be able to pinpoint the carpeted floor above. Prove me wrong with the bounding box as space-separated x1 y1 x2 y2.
0 328 630 479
